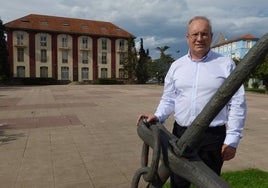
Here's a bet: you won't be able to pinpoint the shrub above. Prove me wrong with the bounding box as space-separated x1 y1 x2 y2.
252 81 260 89
96 78 124 85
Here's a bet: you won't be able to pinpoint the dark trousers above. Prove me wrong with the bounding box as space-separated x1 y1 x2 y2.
170 122 226 188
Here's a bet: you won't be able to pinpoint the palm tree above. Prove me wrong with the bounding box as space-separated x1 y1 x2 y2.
152 46 174 83
156 46 170 58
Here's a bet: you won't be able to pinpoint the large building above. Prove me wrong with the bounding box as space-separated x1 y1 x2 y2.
4 14 135 82
212 34 262 88
211 34 258 60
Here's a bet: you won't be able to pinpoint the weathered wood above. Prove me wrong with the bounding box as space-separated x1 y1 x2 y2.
136 122 232 188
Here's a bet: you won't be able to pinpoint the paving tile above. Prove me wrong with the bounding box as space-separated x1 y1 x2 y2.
53 161 89 185
56 181 94 188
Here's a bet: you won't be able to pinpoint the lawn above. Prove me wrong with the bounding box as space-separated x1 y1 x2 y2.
246 88 266 94
162 169 268 188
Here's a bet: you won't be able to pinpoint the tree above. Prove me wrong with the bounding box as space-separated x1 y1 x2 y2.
0 19 9 81
136 38 150 84
152 45 174 83
251 54 268 93
122 38 137 83
235 55 268 93
156 46 170 58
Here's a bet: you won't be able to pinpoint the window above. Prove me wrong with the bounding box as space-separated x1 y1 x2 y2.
41 49 47 62
246 40 252 48
82 25 88 29
61 67 69 80
220 46 223 53
119 39 125 50
40 34 47 47
82 37 88 48
237 52 241 59
232 42 236 49
101 68 108 78
40 66 48 77
224 45 227 52
17 47 24 62
62 50 68 63
17 66 25 77
100 26 107 31
17 32 24 45
101 52 107 64
119 68 125 78
102 38 107 50
228 44 231 51
40 21 48 25
82 51 88 64
62 34 68 48
82 67 89 80
119 53 125 64
62 23 69 26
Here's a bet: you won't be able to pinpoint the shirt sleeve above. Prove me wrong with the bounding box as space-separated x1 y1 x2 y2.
154 67 176 123
224 61 247 148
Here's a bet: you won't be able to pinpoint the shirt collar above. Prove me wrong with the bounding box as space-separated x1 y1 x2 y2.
187 49 212 62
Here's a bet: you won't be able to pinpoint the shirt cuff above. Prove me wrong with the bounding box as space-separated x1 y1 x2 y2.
154 113 163 124
224 134 242 148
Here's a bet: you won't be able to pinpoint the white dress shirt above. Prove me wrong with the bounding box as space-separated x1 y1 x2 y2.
154 50 247 148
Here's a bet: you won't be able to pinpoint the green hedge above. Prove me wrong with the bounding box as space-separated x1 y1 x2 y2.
11 77 62 85
95 78 124 85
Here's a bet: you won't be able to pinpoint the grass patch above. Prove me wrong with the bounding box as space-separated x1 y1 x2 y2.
162 169 268 188
222 169 268 188
246 88 266 94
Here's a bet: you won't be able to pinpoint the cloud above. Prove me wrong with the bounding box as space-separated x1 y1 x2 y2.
1 0 268 59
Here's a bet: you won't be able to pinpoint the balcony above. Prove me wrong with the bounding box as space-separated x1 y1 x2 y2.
116 47 126 52
80 47 91 51
59 46 71 50
14 43 27 48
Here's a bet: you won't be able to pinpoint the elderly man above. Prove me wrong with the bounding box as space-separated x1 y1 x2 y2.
138 16 247 188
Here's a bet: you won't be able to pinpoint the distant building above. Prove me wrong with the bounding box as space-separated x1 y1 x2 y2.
4 14 135 82
212 34 262 88
211 34 259 60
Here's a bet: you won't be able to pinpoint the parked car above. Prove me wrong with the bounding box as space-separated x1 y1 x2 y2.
146 78 158 84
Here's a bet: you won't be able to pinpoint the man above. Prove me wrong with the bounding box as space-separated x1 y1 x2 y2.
138 16 247 188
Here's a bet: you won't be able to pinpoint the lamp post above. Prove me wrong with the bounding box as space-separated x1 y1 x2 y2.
156 71 159 84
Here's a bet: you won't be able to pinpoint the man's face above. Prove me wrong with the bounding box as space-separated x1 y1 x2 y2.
186 19 213 59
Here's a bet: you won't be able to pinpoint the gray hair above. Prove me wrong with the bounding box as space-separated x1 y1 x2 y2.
187 16 212 33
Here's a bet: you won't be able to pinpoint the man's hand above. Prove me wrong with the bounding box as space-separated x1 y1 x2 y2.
136 114 158 126
221 144 236 161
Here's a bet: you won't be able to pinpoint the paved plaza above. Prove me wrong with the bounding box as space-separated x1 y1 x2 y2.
0 84 267 188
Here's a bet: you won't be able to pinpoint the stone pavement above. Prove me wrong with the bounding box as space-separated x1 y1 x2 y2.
0 85 267 188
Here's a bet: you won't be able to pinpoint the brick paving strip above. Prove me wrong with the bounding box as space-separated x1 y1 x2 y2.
0 115 82 129
0 97 94 129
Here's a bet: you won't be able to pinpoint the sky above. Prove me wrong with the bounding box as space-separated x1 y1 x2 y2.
1 0 268 59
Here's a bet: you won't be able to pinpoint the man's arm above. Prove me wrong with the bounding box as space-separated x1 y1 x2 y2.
223 85 247 160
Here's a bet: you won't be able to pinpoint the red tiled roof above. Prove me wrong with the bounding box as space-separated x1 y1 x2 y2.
5 14 135 38
212 34 259 48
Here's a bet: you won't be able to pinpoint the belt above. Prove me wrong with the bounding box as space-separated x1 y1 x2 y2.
174 121 226 133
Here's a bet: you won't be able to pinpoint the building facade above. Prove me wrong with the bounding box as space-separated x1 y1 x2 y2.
211 34 258 60
212 34 262 88
4 14 135 82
